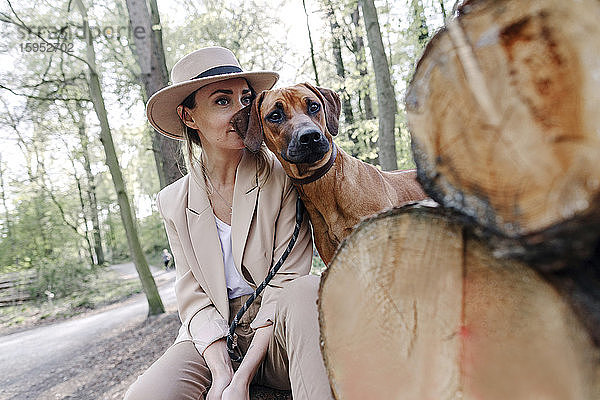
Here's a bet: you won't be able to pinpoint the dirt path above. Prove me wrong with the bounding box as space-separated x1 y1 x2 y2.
0 272 178 400
0 268 291 399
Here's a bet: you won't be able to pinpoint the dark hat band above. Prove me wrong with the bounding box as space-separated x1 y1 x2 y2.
192 65 243 80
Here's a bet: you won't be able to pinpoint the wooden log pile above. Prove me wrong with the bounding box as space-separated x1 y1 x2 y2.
318 0 600 398
0 271 36 306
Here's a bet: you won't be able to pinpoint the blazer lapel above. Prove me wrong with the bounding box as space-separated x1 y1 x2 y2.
186 168 229 319
231 150 260 275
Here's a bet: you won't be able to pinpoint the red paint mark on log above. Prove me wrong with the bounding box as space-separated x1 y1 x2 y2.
459 325 470 339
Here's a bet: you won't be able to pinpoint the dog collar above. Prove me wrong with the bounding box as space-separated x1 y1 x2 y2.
289 142 338 185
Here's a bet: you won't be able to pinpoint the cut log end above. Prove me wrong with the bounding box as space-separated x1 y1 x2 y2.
406 0 600 263
319 205 600 400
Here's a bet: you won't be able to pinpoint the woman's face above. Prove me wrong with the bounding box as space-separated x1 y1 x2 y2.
177 78 253 150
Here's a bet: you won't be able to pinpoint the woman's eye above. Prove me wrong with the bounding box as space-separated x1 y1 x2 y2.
216 97 229 106
241 96 253 106
267 110 284 123
309 102 320 114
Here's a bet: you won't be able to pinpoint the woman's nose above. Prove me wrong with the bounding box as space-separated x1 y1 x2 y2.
236 98 247 109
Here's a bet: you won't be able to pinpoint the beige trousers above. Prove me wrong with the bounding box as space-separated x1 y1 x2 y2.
124 275 333 400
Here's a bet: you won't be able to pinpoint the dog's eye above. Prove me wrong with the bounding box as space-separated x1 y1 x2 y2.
308 102 320 114
266 110 284 123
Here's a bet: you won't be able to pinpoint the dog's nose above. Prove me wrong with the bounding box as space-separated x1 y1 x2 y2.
298 130 322 145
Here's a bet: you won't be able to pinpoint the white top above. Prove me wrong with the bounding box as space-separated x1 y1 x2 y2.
214 215 255 299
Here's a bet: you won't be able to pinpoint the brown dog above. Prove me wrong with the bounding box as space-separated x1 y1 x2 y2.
232 83 427 265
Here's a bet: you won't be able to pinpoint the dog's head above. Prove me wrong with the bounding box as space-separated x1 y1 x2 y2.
231 83 341 165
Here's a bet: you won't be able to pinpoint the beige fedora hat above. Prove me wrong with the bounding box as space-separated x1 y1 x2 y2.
146 46 279 140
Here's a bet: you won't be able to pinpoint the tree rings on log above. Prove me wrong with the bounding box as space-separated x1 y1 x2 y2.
405 0 600 264
319 204 599 400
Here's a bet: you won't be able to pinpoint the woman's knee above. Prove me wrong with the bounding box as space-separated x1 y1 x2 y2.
123 341 210 400
277 274 320 317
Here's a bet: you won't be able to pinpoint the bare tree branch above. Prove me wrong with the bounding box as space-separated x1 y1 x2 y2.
5 0 95 71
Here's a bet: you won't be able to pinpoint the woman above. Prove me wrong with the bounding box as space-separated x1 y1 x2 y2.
124 47 333 400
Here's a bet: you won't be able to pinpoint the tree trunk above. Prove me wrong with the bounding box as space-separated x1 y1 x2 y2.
106 208 117 259
319 205 600 399
0 155 15 265
327 3 354 126
73 166 96 266
326 2 357 154
359 0 398 171
351 6 374 120
73 101 105 265
0 156 11 242
410 0 430 49
125 0 185 189
74 0 164 316
439 0 447 20
406 0 600 265
302 0 320 86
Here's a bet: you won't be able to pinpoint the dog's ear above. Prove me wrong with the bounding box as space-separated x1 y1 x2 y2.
301 82 341 136
231 91 266 152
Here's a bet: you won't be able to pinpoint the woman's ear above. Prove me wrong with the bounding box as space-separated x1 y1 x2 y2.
177 105 198 130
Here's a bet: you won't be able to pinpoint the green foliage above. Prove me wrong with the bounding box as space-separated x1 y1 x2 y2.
0 192 82 271
0 268 142 332
335 119 380 163
30 258 98 299
311 252 327 276
160 0 291 74
138 211 169 257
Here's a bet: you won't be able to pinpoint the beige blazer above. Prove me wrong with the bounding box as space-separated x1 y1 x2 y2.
155 150 313 355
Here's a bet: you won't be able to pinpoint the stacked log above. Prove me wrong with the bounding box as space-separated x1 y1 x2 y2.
318 0 600 398
405 0 600 263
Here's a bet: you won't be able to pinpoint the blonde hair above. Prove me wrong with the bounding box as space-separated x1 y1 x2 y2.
181 124 272 187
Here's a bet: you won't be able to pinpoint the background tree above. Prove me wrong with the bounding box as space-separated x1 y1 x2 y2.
72 0 163 315
68 100 105 265
125 0 184 189
359 0 398 170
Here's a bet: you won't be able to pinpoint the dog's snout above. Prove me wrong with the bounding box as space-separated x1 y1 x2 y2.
285 127 329 164
298 130 322 145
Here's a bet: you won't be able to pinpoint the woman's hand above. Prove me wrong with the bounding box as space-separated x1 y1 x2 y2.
221 324 274 400
221 376 250 400
203 338 234 400
206 375 233 400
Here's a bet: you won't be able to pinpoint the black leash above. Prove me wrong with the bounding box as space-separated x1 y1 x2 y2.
227 195 305 362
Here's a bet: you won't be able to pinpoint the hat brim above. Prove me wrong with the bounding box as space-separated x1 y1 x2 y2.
146 71 278 140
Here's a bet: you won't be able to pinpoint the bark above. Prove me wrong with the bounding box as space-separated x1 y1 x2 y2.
72 101 105 265
359 0 398 170
0 156 10 241
74 0 164 316
351 6 374 120
302 0 320 86
326 2 357 153
106 209 117 259
72 160 96 266
406 0 600 265
320 204 600 399
327 3 354 125
125 0 185 189
0 155 16 265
